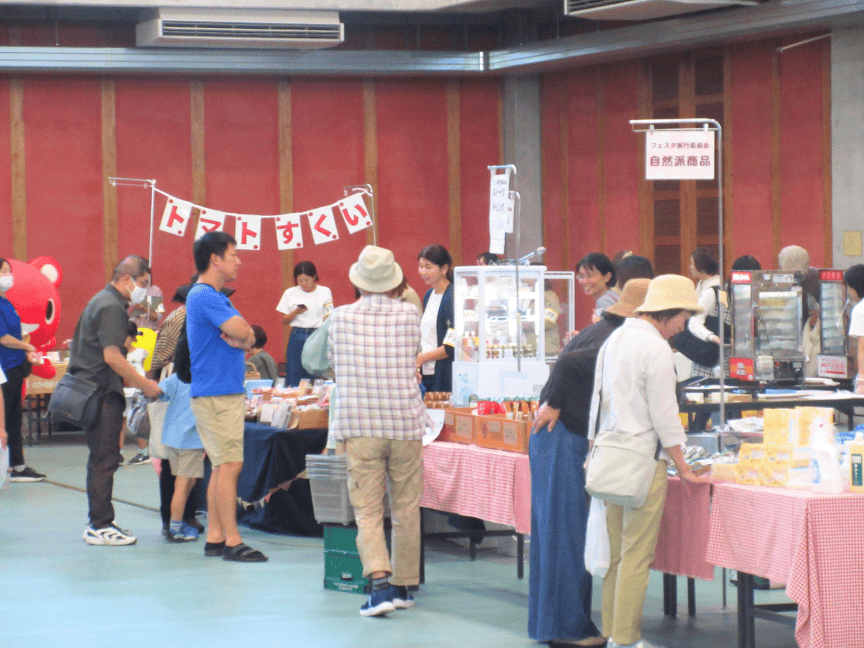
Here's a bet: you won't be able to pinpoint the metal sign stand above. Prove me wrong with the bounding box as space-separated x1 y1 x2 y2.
629 118 727 425
108 176 156 263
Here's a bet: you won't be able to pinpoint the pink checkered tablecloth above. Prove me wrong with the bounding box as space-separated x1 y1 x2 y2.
421 442 531 535
650 477 714 580
706 483 864 648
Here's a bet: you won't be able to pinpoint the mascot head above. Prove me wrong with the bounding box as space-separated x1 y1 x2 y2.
3 256 62 352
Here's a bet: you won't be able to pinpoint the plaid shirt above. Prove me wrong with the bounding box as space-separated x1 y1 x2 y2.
328 293 430 441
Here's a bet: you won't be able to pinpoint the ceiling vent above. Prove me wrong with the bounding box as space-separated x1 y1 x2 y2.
564 0 757 21
136 8 344 49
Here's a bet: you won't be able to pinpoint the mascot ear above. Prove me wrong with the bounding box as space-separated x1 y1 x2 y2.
29 256 63 288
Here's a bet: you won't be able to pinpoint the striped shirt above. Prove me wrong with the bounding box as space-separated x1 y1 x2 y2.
327 293 430 441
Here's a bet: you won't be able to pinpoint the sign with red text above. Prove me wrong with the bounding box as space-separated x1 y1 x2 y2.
488 170 513 255
159 198 192 237
274 213 304 250
336 193 373 234
234 216 262 251
307 207 340 245
645 130 715 180
195 209 226 240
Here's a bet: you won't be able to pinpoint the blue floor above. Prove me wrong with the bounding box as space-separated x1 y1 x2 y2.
1 435 798 648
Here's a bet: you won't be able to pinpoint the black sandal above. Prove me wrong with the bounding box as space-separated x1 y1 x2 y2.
222 542 268 562
204 541 225 557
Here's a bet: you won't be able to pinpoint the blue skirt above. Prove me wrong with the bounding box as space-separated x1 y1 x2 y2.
528 421 600 642
285 327 315 388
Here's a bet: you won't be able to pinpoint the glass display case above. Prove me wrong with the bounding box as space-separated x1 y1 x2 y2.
816 269 851 378
451 265 554 405
728 270 805 383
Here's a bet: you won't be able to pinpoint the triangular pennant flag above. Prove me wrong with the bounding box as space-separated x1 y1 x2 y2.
235 215 262 251
159 197 192 237
195 209 226 240
335 193 373 234
274 213 304 250
307 207 340 245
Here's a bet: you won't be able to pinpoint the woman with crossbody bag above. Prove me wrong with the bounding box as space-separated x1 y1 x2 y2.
587 275 712 648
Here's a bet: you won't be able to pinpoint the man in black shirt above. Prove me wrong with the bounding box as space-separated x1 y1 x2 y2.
69 255 162 546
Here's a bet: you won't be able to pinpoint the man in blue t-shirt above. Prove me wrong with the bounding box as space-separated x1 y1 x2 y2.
186 232 267 563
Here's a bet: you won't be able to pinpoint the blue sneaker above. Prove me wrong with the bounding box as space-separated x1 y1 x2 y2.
165 521 199 543
360 588 396 617
389 585 416 609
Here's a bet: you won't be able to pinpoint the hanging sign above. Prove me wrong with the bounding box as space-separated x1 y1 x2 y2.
644 129 715 180
488 171 512 255
159 198 192 237
195 209 226 240
235 215 262 251
274 213 304 250
336 193 374 234
307 207 340 245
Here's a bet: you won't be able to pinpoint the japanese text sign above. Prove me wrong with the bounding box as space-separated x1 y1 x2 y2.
274 213 304 250
159 198 192 237
645 129 715 181
195 209 226 240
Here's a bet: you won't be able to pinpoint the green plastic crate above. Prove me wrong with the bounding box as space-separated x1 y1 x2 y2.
324 550 368 594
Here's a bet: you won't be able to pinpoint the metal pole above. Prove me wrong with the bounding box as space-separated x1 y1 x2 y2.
513 190 521 373
149 180 156 264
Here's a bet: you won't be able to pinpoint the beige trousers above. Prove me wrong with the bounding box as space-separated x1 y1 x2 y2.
345 437 423 586
602 460 669 645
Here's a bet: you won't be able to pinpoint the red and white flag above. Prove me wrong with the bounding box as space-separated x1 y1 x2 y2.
274 213 304 250
336 193 373 235
159 197 192 237
307 207 340 245
195 209 226 240
235 216 262 251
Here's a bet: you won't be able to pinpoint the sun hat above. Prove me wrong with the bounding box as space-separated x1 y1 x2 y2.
349 245 404 293
633 274 705 315
778 245 809 273
606 278 650 317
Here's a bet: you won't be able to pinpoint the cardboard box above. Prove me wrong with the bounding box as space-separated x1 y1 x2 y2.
438 407 474 444
288 407 329 430
25 363 68 395
473 414 530 454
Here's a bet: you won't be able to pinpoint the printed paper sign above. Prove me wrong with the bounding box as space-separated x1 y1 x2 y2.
274 213 304 250
235 216 262 251
336 193 373 234
159 197 192 237
195 209 226 240
307 207 340 245
489 171 514 233
645 130 715 180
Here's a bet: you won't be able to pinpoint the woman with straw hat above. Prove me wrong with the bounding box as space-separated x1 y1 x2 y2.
528 278 651 648
588 275 712 648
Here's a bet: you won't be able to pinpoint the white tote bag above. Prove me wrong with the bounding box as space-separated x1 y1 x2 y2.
584 497 610 577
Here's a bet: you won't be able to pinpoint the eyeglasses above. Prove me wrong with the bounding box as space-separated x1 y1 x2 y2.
576 272 600 281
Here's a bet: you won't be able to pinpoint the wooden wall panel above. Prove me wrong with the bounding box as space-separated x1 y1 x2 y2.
566 68 603 324
290 79 366 314
114 77 194 316
24 77 104 344
602 62 641 260
101 78 117 283
458 78 501 265
376 78 450 300
540 72 565 275
729 42 775 269
202 78 282 351
1 78 16 257
778 37 828 267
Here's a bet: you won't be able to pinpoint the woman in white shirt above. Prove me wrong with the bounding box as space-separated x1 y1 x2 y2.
276 261 333 388
588 275 711 648
844 264 864 393
416 244 454 393
686 247 724 377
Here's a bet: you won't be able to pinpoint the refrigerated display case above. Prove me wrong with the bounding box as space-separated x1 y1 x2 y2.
728 270 805 383
816 269 852 379
451 265 569 405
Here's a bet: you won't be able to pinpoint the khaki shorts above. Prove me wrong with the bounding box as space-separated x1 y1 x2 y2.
190 394 245 466
164 447 205 479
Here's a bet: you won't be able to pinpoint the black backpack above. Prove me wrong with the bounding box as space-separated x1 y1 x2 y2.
173 323 192 384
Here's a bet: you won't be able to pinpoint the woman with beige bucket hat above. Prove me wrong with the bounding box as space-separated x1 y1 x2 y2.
588 275 713 648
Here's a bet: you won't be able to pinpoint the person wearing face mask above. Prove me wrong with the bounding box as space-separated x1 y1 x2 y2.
0 258 45 482
128 281 163 330
69 255 163 546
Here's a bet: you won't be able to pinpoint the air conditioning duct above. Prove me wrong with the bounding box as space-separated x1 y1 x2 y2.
564 0 757 21
136 8 345 49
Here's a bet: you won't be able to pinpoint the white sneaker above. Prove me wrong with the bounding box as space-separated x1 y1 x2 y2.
83 524 137 546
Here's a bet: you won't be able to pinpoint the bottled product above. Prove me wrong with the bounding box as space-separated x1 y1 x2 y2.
850 432 864 493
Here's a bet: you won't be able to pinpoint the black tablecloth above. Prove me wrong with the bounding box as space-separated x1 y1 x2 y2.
237 423 328 536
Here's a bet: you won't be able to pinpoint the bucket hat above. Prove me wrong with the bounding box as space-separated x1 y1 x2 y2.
349 245 404 293
606 278 650 318
634 274 704 315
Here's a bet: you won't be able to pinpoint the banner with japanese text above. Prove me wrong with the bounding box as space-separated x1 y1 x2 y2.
644 130 715 180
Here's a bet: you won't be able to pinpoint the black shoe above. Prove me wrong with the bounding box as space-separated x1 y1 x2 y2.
9 466 46 482
222 543 268 562
126 453 150 466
